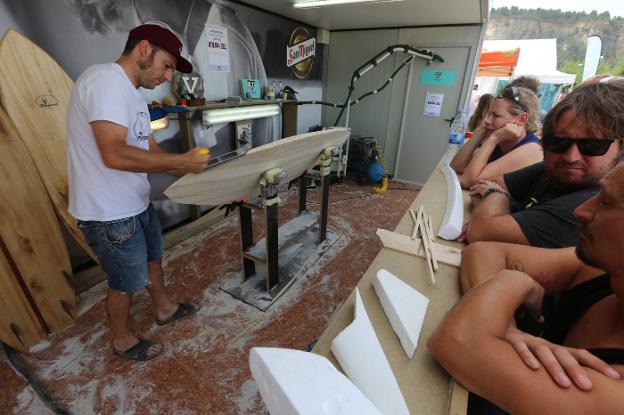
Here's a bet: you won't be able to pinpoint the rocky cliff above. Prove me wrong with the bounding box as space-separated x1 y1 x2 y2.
488 8 624 69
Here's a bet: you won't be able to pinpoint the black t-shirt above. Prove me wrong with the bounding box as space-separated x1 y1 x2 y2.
503 161 599 248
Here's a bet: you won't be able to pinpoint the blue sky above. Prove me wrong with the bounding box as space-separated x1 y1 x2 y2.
491 0 624 18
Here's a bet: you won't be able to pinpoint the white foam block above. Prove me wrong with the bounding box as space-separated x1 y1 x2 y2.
438 164 464 240
331 288 410 415
250 347 382 415
373 269 429 359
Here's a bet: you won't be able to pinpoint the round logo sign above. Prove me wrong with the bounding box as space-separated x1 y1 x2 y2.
288 27 314 79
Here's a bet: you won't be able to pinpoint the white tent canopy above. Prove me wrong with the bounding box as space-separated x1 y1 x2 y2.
481 39 576 85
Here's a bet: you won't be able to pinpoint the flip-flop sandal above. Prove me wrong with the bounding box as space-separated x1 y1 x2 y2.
156 302 200 326
113 338 161 361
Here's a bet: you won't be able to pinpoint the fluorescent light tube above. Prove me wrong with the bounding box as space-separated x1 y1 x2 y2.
203 104 281 126
293 0 403 8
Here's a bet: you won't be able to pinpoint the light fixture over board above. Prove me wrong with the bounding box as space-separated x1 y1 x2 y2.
293 0 403 9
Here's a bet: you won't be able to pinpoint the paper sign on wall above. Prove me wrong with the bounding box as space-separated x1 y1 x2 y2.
424 92 444 117
206 24 230 72
420 70 456 86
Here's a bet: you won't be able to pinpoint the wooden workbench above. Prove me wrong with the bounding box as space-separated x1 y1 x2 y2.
312 159 471 414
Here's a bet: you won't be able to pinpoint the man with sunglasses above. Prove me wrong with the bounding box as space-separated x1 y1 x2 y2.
465 76 624 248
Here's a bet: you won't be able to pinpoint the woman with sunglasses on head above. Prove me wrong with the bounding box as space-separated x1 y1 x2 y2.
451 86 543 189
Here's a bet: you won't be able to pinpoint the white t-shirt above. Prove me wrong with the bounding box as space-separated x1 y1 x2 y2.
67 63 151 221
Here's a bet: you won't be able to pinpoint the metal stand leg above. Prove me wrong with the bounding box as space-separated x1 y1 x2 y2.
265 201 279 290
319 173 330 243
318 147 336 243
221 163 340 311
240 205 255 279
299 175 307 213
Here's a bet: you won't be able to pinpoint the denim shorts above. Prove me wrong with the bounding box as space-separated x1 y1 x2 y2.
77 203 163 293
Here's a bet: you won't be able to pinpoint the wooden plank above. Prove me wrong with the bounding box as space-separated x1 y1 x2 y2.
420 208 439 271
376 229 462 268
165 128 349 205
0 108 76 332
409 208 418 240
0 248 46 351
0 29 96 262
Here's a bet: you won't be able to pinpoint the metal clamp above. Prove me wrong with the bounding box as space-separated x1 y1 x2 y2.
260 168 288 206
320 147 339 177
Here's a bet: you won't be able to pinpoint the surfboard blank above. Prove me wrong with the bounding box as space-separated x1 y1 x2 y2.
438 164 463 240
331 288 410 415
373 269 429 359
250 347 382 415
0 29 96 261
164 128 349 205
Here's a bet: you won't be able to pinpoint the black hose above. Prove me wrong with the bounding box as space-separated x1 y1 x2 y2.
2 341 71 415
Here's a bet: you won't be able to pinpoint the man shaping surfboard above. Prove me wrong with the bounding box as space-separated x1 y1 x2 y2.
67 23 209 361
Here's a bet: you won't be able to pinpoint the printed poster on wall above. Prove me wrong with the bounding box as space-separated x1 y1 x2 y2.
206 24 230 72
424 92 444 117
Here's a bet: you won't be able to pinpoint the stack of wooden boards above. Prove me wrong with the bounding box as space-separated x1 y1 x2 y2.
0 30 90 350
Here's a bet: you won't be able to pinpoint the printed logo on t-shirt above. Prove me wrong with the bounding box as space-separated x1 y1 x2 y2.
133 111 150 141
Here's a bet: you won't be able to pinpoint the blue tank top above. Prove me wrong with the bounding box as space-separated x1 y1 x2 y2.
488 132 540 162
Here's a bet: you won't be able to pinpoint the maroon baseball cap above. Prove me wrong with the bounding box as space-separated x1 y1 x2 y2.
128 24 192 74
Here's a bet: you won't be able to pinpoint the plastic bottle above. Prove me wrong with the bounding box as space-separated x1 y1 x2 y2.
448 109 467 146
266 81 275 100
276 81 283 99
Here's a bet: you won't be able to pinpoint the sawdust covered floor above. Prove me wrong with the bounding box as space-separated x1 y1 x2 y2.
0 173 419 414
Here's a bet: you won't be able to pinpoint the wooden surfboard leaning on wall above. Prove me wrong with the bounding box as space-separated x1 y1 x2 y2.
0 108 76 351
0 29 96 262
0 249 47 351
165 128 350 205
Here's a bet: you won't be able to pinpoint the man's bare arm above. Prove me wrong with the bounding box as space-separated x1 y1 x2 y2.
460 241 586 293
91 120 208 173
148 137 197 176
428 271 624 415
465 182 529 244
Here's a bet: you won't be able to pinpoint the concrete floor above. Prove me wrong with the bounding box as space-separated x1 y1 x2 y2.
0 174 419 414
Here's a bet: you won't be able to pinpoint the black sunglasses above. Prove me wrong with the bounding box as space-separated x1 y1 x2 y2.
542 135 619 156
499 86 529 113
